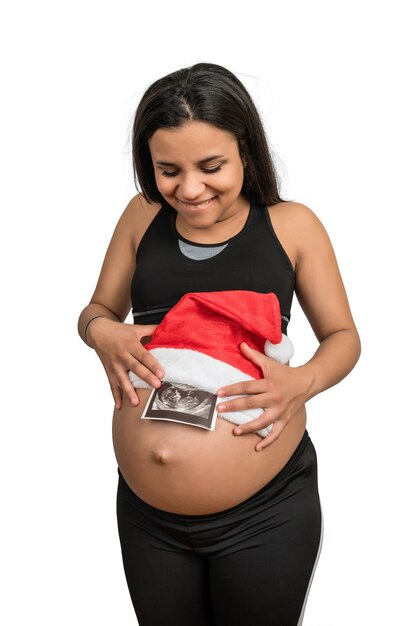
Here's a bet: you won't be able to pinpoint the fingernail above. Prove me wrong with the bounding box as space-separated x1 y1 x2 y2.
217 389 225 397
217 404 225 412
235 428 243 435
156 369 164 378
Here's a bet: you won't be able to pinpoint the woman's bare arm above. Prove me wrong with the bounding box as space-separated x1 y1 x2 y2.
291 202 361 398
77 193 165 407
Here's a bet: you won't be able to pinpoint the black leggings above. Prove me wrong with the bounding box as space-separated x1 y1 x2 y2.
116 430 323 626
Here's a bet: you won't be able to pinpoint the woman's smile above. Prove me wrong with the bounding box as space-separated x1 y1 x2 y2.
177 196 217 210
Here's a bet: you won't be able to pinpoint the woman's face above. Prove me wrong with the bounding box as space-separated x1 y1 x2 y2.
148 121 248 230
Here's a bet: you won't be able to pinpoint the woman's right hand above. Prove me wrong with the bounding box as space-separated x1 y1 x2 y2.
86 317 164 410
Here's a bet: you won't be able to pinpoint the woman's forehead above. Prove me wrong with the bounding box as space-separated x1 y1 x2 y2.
149 121 237 160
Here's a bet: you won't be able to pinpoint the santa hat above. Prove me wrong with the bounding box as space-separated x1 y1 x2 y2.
129 290 293 437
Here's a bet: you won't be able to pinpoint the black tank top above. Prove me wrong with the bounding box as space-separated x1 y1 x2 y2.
130 201 295 334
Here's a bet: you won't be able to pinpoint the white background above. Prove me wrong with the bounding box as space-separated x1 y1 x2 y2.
1 1 417 624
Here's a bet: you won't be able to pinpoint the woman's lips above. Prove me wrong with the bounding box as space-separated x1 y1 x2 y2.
178 196 216 210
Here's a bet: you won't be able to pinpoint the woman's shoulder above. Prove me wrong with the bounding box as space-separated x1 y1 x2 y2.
267 201 331 269
268 200 329 236
124 192 162 225
120 193 163 251
268 200 322 227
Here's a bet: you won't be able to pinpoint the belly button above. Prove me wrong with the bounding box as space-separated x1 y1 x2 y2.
152 448 172 465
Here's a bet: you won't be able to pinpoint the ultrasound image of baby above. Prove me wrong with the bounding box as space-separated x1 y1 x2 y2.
154 382 213 418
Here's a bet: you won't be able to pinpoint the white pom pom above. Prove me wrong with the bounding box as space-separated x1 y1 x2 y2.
264 335 294 363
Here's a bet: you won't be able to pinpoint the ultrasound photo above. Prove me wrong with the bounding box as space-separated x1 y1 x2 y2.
140 381 218 430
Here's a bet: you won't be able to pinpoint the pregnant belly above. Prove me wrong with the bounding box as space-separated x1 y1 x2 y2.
112 388 307 515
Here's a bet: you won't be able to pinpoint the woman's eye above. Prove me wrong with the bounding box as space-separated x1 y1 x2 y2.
202 166 222 174
161 170 179 177
161 165 222 177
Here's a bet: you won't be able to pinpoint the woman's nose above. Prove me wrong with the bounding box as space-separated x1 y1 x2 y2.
178 172 206 200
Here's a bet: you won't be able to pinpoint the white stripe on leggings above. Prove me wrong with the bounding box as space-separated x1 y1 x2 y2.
297 498 324 625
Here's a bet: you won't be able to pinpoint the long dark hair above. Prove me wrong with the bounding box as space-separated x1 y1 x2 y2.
132 63 286 206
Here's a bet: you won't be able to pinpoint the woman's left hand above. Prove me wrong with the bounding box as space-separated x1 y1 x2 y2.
216 342 314 451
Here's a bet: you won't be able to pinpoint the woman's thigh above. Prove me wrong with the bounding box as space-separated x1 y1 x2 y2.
208 508 323 626
117 480 216 626
122 546 215 625
208 437 323 626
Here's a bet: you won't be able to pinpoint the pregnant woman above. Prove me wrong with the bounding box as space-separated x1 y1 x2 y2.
77 63 361 626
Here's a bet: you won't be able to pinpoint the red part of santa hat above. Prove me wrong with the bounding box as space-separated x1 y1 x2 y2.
143 290 292 380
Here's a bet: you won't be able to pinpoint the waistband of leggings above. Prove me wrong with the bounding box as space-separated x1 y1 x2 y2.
117 429 311 521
